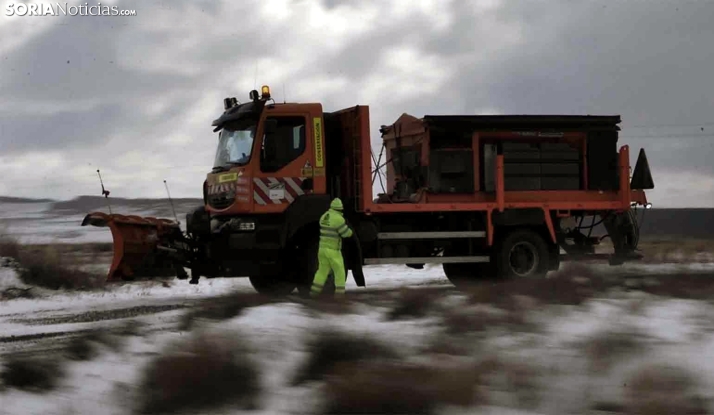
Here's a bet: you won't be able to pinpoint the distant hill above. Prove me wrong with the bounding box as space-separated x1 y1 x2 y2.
50 195 204 215
0 196 54 203
637 208 714 239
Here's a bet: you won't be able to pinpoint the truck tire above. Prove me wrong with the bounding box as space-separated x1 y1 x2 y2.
443 263 478 288
443 263 497 287
442 245 495 288
495 229 550 279
249 275 296 296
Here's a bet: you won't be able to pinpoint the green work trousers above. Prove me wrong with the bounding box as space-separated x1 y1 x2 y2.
311 247 346 297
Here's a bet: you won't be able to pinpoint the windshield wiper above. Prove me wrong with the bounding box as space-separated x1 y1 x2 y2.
212 162 246 173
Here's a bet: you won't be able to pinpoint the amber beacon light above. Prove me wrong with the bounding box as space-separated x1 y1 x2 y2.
261 85 271 99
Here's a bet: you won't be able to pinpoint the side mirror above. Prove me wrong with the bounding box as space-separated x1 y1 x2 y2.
264 119 278 135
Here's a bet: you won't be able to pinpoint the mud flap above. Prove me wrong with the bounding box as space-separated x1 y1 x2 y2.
81 212 183 281
603 210 640 265
343 233 365 287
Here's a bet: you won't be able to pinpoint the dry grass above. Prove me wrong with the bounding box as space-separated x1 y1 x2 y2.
298 296 358 317
17 242 114 255
136 330 260 414
438 294 543 337
291 329 399 386
16 246 105 290
0 234 21 260
624 364 707 414
0 235 107 291
638 238 714 264
474 354 542 410
179 291 276 331
65 331 103 361
442 309 493 335
385 287 440 321
578 328 646 374
0 355 65 393
113 319 146 337
460 259 714 308
321 353 543 413
321 360 483 414
637 273 714 300
467 271 607 308
64 329 124 360
422 334 476 356
1 286 34 300
548 261 714 302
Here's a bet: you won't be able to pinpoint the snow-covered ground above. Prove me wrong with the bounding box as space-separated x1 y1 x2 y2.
2 259 714 414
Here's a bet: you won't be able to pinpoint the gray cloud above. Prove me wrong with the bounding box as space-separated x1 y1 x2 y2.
0 0 713 207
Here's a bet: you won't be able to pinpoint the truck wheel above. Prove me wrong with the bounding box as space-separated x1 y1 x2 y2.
443 262 476 288
249 275 296 296
442 244 495 288
495 229 550 279
443 263 495 287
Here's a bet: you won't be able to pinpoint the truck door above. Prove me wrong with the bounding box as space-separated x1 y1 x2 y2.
252 110 326 210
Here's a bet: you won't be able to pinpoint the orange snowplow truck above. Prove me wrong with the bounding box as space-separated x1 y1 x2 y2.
82 85 654 294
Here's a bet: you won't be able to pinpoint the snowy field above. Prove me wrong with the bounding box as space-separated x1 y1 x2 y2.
0 197 199 245
3 259 714 414
2 199 714 414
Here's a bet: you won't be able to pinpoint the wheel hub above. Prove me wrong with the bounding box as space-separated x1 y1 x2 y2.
509 241 539 277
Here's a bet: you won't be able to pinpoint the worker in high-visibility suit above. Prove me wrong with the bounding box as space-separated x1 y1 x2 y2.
311 198 353 298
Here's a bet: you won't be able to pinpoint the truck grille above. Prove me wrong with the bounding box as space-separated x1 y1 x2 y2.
208 193 234 210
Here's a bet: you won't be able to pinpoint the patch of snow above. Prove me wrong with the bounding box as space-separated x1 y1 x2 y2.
1 277 252 314
349 264 448 289
0 265 27 292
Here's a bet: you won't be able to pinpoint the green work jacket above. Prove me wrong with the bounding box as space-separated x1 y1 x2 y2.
318 208 353 250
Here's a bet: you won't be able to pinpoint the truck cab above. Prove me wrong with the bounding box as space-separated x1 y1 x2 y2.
205 86 327 216
185 86 367 293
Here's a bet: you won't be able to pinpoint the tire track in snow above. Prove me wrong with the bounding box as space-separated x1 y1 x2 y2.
9 304 190 326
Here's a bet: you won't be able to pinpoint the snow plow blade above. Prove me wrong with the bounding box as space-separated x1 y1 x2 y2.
81 212 184 282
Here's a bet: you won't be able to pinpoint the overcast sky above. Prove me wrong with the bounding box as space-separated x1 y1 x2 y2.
1 0 713 207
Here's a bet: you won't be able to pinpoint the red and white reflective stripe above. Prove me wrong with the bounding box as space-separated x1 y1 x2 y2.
253 177 305 205
283 177 304 198
253 191 267 205
285 177 306 200
253 178 271 205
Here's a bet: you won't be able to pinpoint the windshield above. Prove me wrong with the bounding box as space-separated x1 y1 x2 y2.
213 122 256 168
